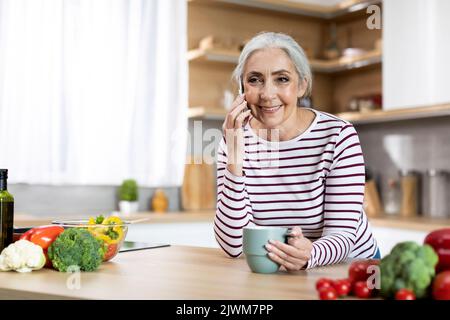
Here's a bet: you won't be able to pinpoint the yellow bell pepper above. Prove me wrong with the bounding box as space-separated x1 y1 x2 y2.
87 215 125 245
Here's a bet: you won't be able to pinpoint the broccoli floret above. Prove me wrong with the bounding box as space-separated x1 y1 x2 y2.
379 241 438 299
417 245 439 267
390 241 418 256
47 228 105 272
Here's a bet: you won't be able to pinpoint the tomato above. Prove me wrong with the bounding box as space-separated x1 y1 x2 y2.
104 243 118 261
395 289 416 300
433 271 450 300
333 279 352 297
353 281 373 299
29 226 65 250
318 287 338 300
348 259 380 284
316 278 334 291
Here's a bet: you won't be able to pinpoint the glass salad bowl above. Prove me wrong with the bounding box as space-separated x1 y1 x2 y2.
52 215 129 262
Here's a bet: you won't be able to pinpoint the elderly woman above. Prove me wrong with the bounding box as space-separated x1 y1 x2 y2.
214 32 379 271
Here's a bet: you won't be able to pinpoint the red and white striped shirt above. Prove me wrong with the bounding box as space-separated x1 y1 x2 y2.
214 108 378 269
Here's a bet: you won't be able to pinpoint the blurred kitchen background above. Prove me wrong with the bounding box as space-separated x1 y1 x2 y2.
1 0 450 256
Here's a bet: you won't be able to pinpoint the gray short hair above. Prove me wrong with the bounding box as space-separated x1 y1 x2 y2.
232 32 312 98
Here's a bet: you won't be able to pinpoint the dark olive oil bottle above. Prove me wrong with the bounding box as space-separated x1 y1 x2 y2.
0 169 14 252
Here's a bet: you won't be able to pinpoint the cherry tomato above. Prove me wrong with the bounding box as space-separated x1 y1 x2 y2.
353 281 372 299
333 279 352 297
433 271 450 300
348 259 380 284
316 278 334 291
395 289 416 300
318 287 338 300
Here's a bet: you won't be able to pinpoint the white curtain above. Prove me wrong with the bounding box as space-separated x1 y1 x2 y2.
0 0 188 187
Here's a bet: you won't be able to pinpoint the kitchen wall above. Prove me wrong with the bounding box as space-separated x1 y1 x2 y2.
11 118 220 217
9 184 180 217
356 115 450 212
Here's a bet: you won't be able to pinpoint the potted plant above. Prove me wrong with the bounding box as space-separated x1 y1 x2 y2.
118 179 139 216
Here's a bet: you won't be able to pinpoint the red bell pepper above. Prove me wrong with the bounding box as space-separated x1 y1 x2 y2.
19 225 65 268
424 228 450 273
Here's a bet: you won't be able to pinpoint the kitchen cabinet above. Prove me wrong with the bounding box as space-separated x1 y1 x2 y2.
384 0 450 110
217 0 382 19
188 0 382 116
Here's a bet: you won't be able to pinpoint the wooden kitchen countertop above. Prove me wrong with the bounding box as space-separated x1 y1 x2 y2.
13 211 215 228
0 245 349 300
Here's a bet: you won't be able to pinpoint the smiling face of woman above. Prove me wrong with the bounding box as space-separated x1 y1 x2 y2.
243 47 306 129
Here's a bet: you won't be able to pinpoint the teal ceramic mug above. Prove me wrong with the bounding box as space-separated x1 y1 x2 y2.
243 226 289 274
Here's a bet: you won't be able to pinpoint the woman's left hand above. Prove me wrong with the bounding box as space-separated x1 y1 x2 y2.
265 226 313 271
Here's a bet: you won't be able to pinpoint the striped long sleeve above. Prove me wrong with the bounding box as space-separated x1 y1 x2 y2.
305 124 365 268
213 109 378 267
214 138 254 257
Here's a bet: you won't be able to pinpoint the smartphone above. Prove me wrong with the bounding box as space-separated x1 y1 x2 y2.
239 76 244 95
239 76 252 127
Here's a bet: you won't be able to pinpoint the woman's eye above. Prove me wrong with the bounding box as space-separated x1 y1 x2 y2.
277 77 289 83
248 77 262 84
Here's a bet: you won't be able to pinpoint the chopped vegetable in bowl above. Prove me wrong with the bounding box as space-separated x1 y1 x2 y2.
52 215 129 262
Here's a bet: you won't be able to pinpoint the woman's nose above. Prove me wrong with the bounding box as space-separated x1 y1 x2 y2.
260 82 277 100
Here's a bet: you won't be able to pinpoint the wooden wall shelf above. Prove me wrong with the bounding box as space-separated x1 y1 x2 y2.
213 0 382 19
338 103 450 125
188 48 382 74
189 103 450 124
311 50 382 73
188 48 238 64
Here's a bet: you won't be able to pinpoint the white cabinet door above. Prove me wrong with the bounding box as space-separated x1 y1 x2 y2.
384 0 450 109
371 227 427 258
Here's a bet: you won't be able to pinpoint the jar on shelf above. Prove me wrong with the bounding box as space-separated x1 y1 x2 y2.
384 178 400 215
422 169 449 218
399 170 420 217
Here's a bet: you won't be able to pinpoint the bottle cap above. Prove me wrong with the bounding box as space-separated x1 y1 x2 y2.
0 169 8 179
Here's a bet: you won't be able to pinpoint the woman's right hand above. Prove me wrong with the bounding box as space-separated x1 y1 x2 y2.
222 94 252 177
